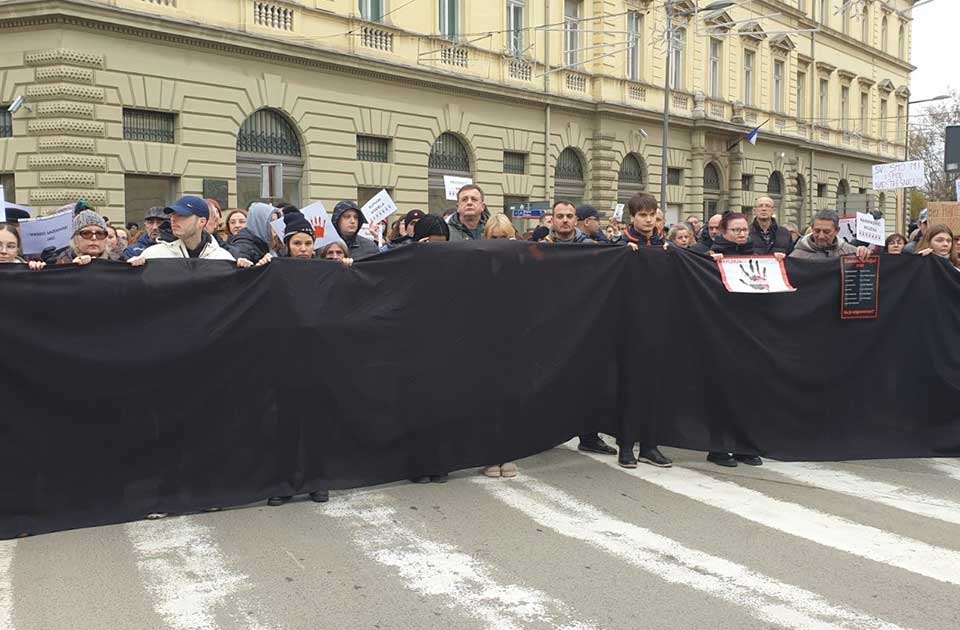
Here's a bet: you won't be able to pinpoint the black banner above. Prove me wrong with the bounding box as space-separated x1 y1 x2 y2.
1 243 958 538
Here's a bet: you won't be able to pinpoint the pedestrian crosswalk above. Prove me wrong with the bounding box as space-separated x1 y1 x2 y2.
2 444 959 630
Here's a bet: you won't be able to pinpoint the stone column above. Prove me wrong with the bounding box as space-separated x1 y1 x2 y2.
689 128 705 216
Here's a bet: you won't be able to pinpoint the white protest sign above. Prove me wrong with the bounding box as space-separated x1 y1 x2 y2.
0 185 5 223
955 178 960 203
443 175 473 201
270 201 341 250
717 257 796 294
360 189 398 226
872 160 925 191
19 209 73 255
613 203 625 223
856 212 885 246
839 216 857 244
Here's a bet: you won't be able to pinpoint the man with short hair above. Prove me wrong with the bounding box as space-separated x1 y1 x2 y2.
128 196 236 265
541 200 593 244
749 196 793 258
576 205 608 243
448 184 489 241
332 200 380 260
620 192 665 250
790 209 870 260
686 215 703 236
122 206 165 259
691 213 723 255
904 208 928 254
538 213 553 231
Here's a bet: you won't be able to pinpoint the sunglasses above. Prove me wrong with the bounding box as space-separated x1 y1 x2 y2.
77 229 108 241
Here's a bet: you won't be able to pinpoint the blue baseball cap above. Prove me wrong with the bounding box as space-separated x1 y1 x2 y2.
164 195 209 219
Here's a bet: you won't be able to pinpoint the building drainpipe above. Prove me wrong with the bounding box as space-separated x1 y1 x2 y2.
544 0 552 201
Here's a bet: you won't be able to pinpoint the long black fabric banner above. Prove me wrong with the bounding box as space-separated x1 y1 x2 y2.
1 242 958 538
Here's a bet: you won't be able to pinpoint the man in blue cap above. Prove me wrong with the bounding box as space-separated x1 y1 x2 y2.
128 195 236 265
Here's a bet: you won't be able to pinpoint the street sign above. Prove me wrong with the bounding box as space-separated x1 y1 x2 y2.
509 200 551 219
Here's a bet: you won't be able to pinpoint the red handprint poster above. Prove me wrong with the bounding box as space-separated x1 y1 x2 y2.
716 256 796 294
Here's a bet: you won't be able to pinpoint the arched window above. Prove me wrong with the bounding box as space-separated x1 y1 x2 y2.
428 132 472 213
881 15 888 52
703 162 721 191
703 161 723 215
617 153 646 204
837 179 850 213
767 171 784 197
898 24 905 59
236 108 303 208
555 148 585 206
796 173 806 218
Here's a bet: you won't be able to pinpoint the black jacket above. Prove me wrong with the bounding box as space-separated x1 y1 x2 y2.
749 219 793 255
225 228 270 263
690 226 714 255
711 235 756 256
620 226 665 248
332 204 380 260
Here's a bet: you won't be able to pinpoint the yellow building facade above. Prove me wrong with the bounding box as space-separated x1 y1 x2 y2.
0 0 915 230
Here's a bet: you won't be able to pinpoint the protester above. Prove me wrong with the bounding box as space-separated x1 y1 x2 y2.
105 225 124 261
256 210 316 266
126 221 139 233
60 210 111 265
749 197 792 258
655 208 666 237
903 209 928 254
116 227 129 253
122 207 165 259
783 223 801 244
789 210 870 260
331 200 379 260
225 202 275 263
205 199 224 244
448 184 489 241
616 192 672 468
530 225 549 242
604 224 619 242
709 213 755 259
691 213 723 255
541 200 593 244
916 224 960 270
223 209 248 239
538 213 553 231
0 223 45 269
484 213 517 240
128 196 237 265
387 209 425 249
318 240 354 264
620 192 664 250
686 215 703 237
412 214 450 243
666 224 694 249
885 233 907 255
576 205 608 243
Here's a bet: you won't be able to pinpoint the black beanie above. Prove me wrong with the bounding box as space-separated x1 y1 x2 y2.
413 214 450 241
530 226 549 242
282 211 313 242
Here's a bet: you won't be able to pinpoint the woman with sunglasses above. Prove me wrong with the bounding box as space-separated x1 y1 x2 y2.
57 210 110 265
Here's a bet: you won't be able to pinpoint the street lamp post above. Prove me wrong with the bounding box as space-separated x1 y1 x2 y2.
660 1 735 212
902 94 950 226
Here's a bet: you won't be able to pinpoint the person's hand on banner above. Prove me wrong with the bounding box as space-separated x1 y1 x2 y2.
27 261 46 271
73 255 93 266
127 256 146 267
710 252 723 261
917 248 934 256
855 246 870 261
341 257 354 267
255 253 273 266
774 252 786 261
627 243 639 252
236 258 254 269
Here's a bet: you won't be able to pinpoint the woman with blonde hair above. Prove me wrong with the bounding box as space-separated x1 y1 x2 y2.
916 224 960 270
484 214 517 240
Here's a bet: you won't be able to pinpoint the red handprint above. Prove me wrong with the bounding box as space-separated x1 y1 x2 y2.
311 214 325 239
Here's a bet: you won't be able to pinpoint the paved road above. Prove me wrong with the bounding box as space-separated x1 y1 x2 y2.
3 439 960 630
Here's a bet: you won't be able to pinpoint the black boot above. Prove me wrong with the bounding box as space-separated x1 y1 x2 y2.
707 452 737 468
310 489 330 502
267 495 293 506
618 445 638 468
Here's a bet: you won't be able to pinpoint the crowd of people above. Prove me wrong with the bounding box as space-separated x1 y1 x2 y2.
2 184 957 515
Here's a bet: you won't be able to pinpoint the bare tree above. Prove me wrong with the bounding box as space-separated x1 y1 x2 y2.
908 90 960 201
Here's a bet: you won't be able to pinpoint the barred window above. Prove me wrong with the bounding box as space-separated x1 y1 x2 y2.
429 133 470 171
742 174 754 191
123 108 175 144
619 154 644 184
237 109 301 156
503 151 526 174
704 163 721 191
667 168 682 186
0 108 11 137
555 148 583 181
357 135 389 162
767 171 784 197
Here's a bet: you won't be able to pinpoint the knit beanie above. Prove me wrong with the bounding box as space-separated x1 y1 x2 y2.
282 210 314 242
73 210 107 234
413 214 450 241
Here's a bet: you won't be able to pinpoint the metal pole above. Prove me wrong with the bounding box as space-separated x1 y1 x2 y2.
903 99 910 228
660 6 673 206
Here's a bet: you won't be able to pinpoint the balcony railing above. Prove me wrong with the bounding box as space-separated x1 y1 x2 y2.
360 26 394 52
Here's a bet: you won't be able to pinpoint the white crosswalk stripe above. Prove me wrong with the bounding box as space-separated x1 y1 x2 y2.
762 460 960 525
478 476 913 630
0 540 14 630
324 492 598 630
928 458 960 482
567 444 960 587
125 519 272 630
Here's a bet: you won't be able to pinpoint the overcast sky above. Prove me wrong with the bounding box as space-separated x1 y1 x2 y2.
910 0 954 103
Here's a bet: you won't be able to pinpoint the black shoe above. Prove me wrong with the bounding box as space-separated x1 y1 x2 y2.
638 446 673 468
707 452 738 468
734 454 763 466
267 496 292 506
430 474 449 483
411 476 432 484
578 437 617 455
202 507 221 513
618 447 638 468
310 489 330 503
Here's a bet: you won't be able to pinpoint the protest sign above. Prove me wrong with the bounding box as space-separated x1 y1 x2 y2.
270 201 340 250
0 185 5 223
19 210 73 255
839 216 857 244
443 176 473 201
955 178 959 204
360 189 399 226
613 203 625 223
855 212 885 246
841 255 880 320
872 160 925 191
716 256 796 293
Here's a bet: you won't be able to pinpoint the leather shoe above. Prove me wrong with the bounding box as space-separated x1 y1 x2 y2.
707 452 738 468
734 454 763 466
578 437 617 455
638 446 672 468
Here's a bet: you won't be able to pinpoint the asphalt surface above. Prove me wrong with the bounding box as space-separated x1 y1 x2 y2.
3 439 959 630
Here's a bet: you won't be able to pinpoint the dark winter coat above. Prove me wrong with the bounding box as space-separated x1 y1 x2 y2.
749 218 793 255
